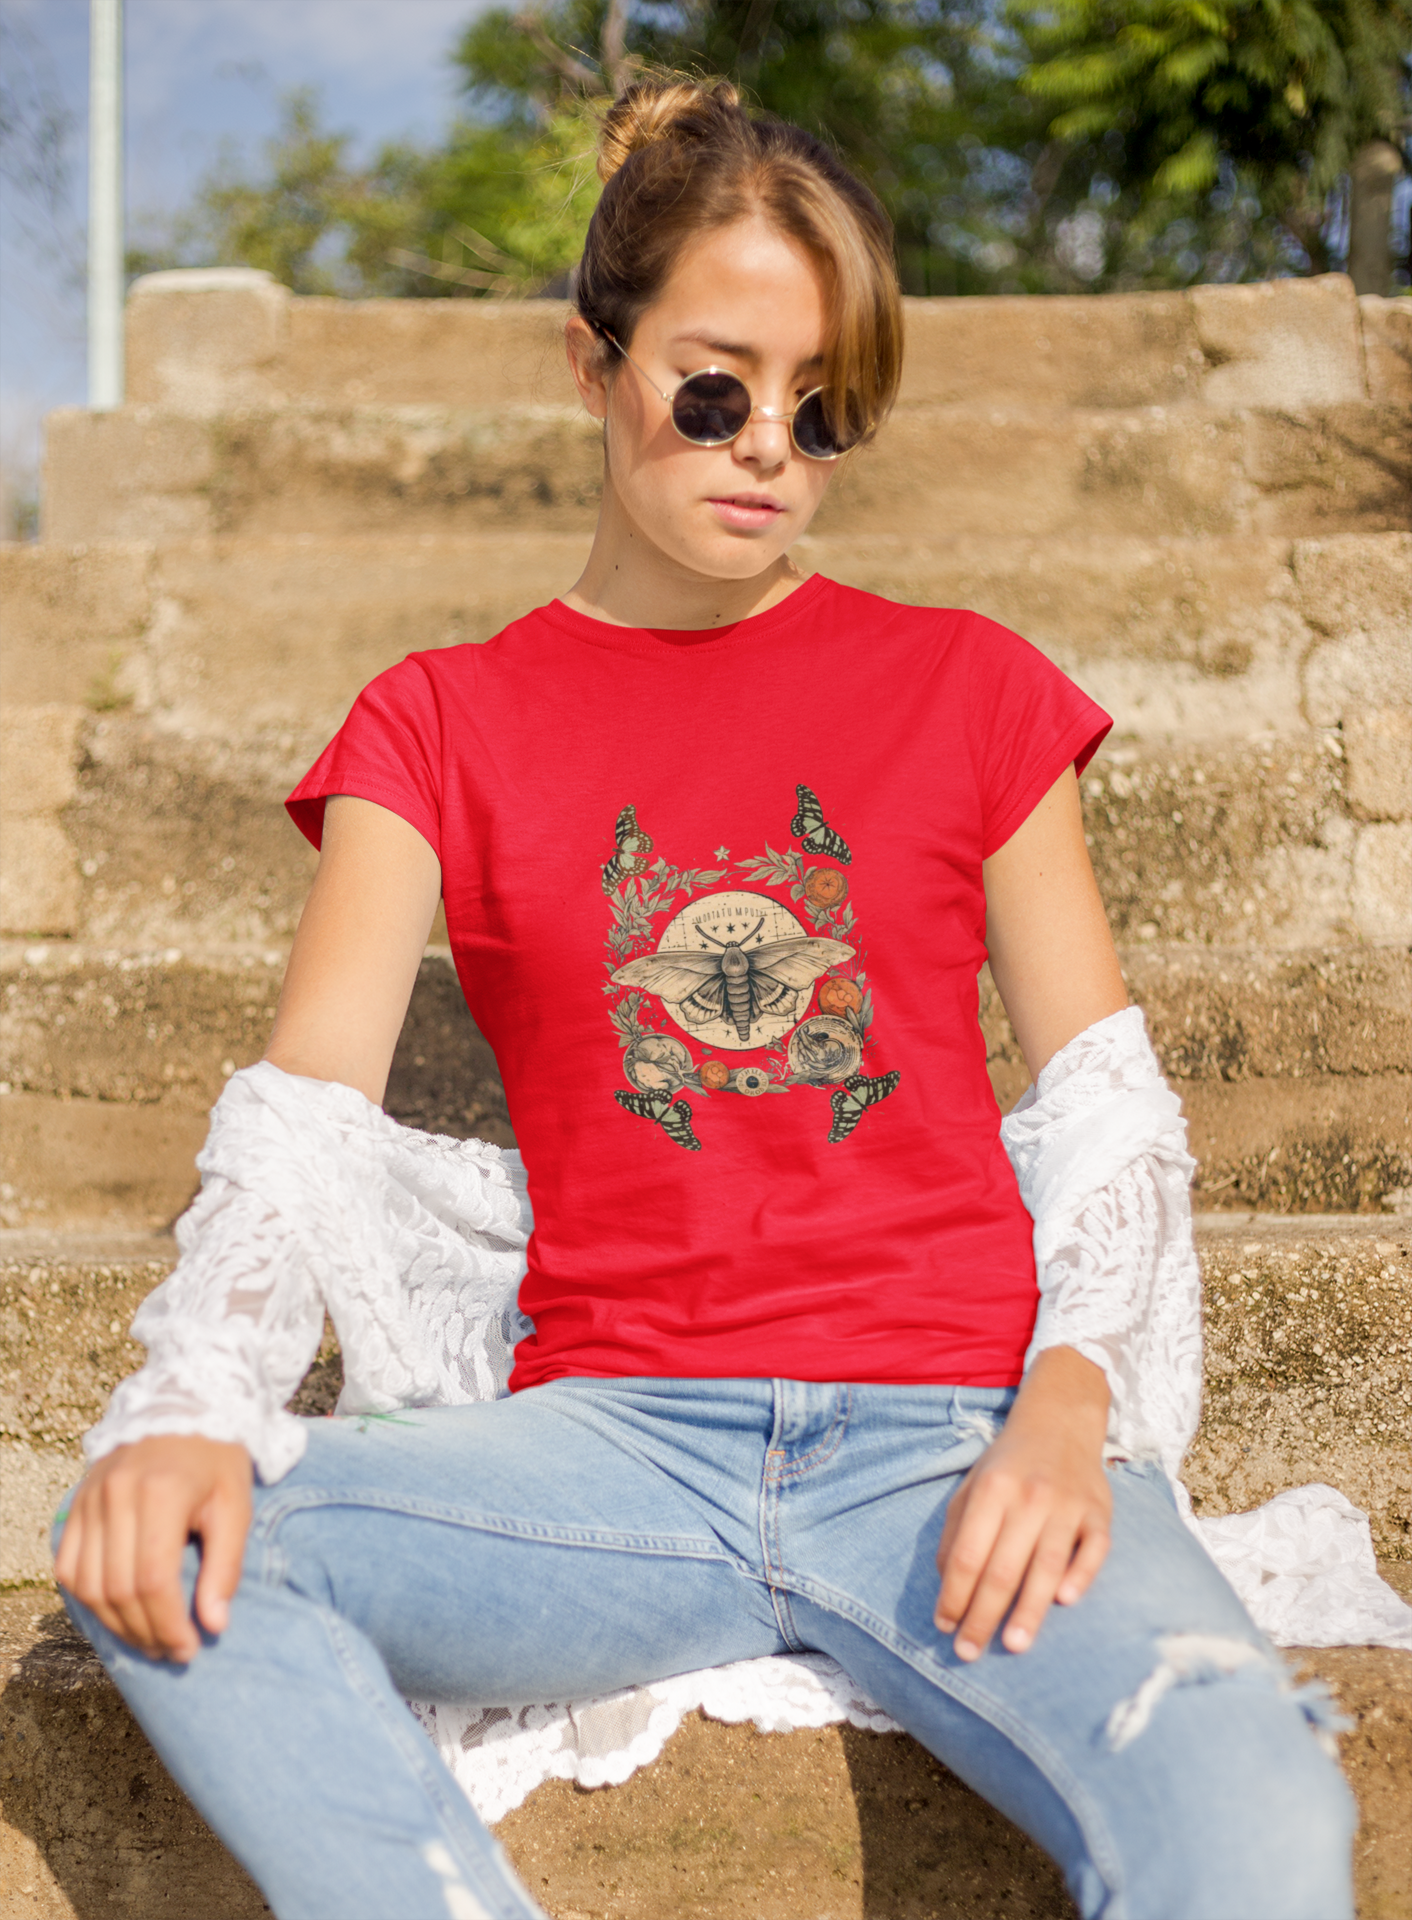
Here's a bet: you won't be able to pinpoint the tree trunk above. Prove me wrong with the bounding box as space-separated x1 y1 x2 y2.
1348 140 1404 296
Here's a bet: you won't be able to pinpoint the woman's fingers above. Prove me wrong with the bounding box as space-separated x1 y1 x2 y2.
54 1440 253 1662
98 1470 158 1651
71 1485 131 1645
1056 1510 1111 1606
931 1474 973 1630
949 1490 1050 1660
1000 1511 1100 1653
934 1472 1009 1640
194 1473 253 1637
935 1465 1113 1661
130 1475 203 1661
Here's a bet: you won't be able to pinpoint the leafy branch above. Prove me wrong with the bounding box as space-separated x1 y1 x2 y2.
609 991 647 1046
739 845 803 890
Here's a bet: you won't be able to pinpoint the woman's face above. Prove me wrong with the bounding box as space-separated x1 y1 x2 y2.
569 214 839 584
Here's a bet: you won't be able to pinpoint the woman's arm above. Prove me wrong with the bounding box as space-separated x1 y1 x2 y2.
934 765 1127 1661
55 798 441 1659
981 764 1128 1081
264 795 444 1100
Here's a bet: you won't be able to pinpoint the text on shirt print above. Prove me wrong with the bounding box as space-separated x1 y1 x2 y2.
602 786 900 1148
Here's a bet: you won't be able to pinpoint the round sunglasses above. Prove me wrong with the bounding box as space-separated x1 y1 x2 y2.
602 331 859 461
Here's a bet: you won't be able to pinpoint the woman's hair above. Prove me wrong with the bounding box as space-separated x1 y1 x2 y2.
574 77 903 447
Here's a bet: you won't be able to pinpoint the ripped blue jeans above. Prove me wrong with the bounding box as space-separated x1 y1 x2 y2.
59 1380 1355 1920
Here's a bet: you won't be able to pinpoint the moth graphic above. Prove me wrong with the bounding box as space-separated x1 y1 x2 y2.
615 1087 702 1151
828 1069 900 1143
611 916 855 1047
791 785 852 865
602 805 654 895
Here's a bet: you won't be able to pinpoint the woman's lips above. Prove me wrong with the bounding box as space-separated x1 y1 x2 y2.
707 495 786 530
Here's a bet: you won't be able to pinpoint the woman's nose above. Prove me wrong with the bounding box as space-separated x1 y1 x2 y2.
732 413 791 468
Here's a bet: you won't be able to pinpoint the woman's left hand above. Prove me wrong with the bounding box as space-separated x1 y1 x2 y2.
934 1345 1112 1661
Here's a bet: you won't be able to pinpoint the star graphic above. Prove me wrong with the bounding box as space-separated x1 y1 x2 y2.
714 846 730 861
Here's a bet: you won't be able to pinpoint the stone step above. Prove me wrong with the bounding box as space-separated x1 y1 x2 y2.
2 1217 1408 1573
2 692 1408 952
4 528 1405 943
122 268 1409 418
4 530 1407 746
0 951 511 1231
41 395 1411 546
4 1581 1409 1920
2 947 1407 1229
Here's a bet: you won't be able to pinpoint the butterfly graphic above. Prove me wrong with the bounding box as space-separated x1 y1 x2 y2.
828 1069 900 1143
791 785 852 865
612 917 855 1047
602 805 654 895
615 1087 702 1150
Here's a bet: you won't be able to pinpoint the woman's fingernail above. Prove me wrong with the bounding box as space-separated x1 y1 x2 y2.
1005 1626 1031 1652
955 1638 978 1661
935 1614 957 1633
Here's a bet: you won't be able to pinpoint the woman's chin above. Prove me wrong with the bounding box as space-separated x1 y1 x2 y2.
664 523 798 582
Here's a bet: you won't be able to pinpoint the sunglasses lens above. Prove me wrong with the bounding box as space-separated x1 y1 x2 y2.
672 372 752 444
791 389 856 460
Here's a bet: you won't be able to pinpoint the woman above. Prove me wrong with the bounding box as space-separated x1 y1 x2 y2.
55 79 1354 1920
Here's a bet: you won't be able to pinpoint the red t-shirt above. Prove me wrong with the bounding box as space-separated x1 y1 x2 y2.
287 577 1110 1392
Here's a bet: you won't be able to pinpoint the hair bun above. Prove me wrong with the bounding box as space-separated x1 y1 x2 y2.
597 77 741 184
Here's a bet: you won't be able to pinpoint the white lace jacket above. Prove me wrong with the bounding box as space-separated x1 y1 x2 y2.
84 1007 1412 1823
87 1068 532 1483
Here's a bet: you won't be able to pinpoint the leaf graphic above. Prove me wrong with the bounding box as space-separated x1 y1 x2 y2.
739 843 800 889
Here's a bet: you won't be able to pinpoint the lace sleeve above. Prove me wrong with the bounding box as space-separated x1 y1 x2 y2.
82 1172 325 1483
82 1062 531 1486
1000 1005 1203 1476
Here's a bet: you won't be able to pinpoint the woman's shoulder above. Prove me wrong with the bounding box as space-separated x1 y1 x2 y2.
811 576 1031 661
363 605 562 700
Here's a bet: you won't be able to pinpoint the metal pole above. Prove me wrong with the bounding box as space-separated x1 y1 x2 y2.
88 0 124 409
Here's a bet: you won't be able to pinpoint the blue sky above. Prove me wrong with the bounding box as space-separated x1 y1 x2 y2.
0 0 485 482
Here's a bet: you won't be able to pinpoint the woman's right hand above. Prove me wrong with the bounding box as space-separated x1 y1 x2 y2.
54 1435 253 1663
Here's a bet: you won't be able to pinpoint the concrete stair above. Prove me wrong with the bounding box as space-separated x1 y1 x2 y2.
1 266 1408 1913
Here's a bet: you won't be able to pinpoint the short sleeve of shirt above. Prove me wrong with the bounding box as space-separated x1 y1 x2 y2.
285 655 442 855
965 614 1112 858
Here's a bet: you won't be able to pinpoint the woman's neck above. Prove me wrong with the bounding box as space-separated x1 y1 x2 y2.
561 486 810 631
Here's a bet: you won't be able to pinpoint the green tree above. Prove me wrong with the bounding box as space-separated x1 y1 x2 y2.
1009 0 1412 289
129 1 1411 302
129 82 608 299
450 0 1044 293
129 90 370 292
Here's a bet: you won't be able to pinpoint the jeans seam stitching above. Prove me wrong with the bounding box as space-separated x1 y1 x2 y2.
253 1489 734 1561
316 1604 531 1912
775 1386 853 1480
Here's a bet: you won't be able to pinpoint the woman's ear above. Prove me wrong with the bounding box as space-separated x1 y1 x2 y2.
566 316 611 422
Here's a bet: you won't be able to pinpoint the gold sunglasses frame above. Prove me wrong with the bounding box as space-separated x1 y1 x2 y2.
601 331 850 462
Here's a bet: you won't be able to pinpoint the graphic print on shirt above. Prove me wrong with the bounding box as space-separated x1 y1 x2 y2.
602 790 899 1148
790 784 852 864
601 804 654 894
614 1086 703 1151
